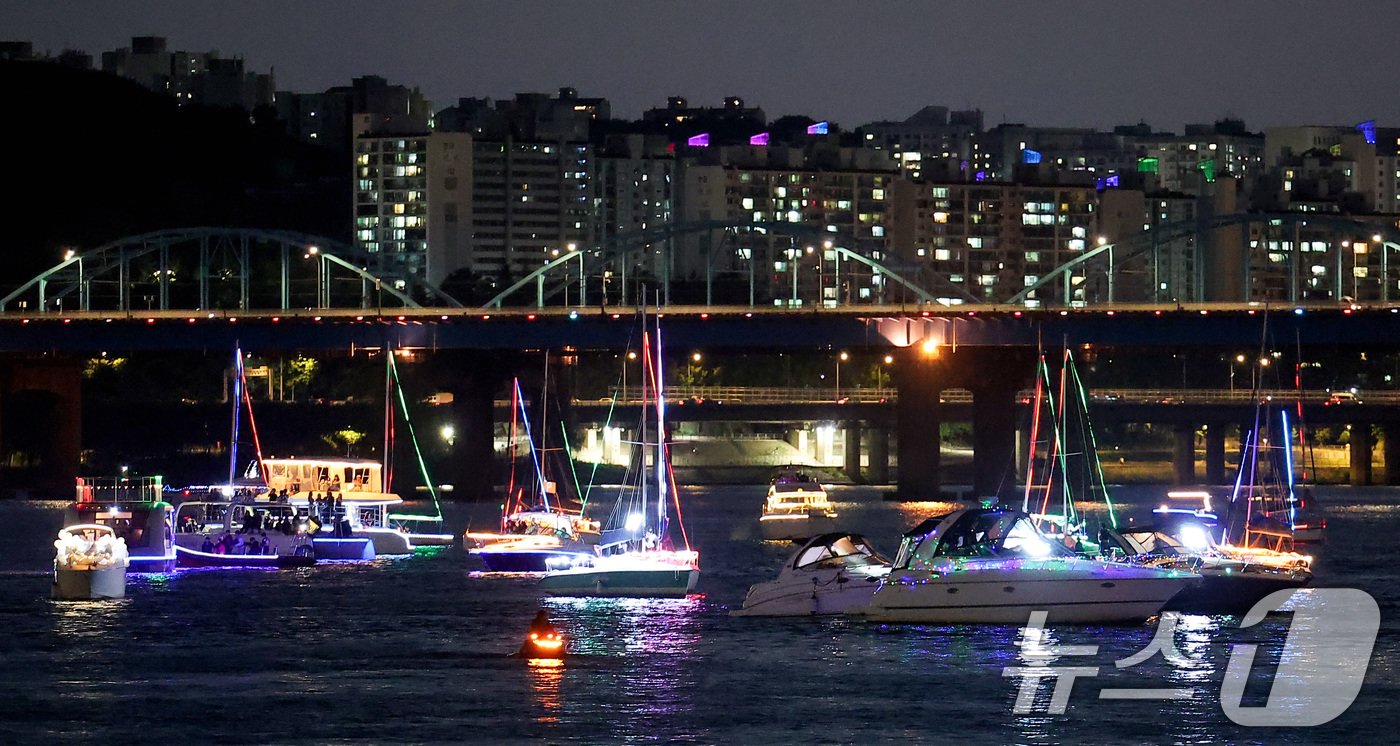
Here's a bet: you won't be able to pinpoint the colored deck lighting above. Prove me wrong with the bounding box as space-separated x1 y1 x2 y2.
749 132 769 146
806 121 829 135
687 133 710 147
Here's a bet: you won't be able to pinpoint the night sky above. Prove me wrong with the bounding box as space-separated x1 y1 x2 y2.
6 1 1399 132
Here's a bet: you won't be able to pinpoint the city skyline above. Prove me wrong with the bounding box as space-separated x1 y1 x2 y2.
5 0 1400 131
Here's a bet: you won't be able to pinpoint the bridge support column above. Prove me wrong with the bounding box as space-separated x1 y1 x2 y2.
1384 424 1400 486
844 421 863 484
971 379 1019 502
432 352 508 502
1350 424 1373 487
0 356 83 498
894 356 942 500
1204 424 1226 484
1172 424 1195 485
868 427 889 484
1015 423 1033 482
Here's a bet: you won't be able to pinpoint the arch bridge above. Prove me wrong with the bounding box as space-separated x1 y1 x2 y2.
0 228 461 314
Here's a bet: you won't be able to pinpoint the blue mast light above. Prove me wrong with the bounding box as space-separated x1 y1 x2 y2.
1282 409 1297 527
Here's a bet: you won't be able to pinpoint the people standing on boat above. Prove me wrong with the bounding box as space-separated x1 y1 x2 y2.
201 536 215 553
330 474 341 493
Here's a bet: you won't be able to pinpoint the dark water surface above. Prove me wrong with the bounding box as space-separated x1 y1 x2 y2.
0 485 1394 744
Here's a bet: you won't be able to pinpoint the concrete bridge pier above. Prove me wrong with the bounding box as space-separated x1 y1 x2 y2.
1172 424 1196 485
970 376 1020 503
867 427 889 484
0 356 83 497
1204 424 1227 484
1384 424 1400 486
844 420 864 484
430 352 509 501
893 355 943 500
1350 424 1373 487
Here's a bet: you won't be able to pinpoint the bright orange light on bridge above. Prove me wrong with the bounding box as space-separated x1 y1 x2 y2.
921 338 939 356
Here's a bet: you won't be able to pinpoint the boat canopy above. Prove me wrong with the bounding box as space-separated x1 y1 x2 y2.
791 533 888 570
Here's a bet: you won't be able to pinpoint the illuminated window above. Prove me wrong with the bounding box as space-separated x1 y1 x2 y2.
934 249 951 261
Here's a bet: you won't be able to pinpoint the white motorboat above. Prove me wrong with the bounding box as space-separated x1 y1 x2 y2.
53 524 128 600
852 508 1199 624
65 476 175 573
732 532 890 617
759 467 838 541
1101 520 1311 614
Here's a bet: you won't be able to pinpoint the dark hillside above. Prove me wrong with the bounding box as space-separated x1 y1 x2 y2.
0 60 346 291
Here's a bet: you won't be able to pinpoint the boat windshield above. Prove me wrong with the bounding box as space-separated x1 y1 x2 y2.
793 534 888 570
898 510 1075 567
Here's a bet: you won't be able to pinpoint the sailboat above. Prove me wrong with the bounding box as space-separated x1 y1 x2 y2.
1021 346 1117 554
253 347 455 554
538 308 700 597
466 376 600 572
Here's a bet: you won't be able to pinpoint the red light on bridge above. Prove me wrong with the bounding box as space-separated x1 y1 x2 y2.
700 313 709 319
63 318 71 324
1106 310 1115 316
21 319 29 325
1154 310 1163 316
527 314 537 321
920 311 931 317
966 311 976 317
146 318 155 324
440 315 448 321
356 315 365 321
397 315 406 322
744 312 753 318
611 314 620 320
1247 309 1257 315
1059 311 1068 316
187 318 196 324
480 314 490 320
1013 311 1022 317
272 316 280 323
229 318 238 324
1343 308 1354 315
313 316 322 322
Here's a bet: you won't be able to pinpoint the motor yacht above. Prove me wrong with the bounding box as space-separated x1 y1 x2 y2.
52 524 128 600
65 476 175 573
851 508 1199 624
759 467 838 541
732 532 891 616
1100 520 1311 614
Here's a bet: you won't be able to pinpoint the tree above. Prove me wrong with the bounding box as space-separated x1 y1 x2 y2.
285 355 318 401
322 428 366 457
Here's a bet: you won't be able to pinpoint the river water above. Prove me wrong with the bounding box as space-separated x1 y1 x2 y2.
0 485 1394 744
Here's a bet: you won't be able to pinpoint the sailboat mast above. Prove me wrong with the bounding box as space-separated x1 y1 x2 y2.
654 308 668 533
228 345 243 486
639 301 649 531
383 349 393 493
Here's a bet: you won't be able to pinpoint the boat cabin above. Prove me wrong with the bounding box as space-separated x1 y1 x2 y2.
66 477 175 572
893 509 1074 569
790 533 890 574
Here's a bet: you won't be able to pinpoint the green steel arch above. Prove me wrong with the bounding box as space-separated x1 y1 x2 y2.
1007 212 1400 306
0 228 463 313
481 219 978 309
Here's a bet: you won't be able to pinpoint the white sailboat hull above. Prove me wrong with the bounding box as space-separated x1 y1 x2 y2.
855 560 1197 624
539 552 700 598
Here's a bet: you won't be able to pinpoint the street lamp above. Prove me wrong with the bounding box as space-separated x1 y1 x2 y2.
836 351 849 402
1230 353 1246 393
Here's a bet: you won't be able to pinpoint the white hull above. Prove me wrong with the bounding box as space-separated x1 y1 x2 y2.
759 512 838 541
53 566 126 600
856 561 1197 624
539 552 700 598
733 571 881 616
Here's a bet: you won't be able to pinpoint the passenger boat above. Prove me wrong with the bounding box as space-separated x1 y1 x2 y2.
172 496 321 567
732 532 890 616
539 308 699 598
852 508 1198 624
1100 518 1311 614
52 524 128 600
758 466 838 541
65 476 175 573
466 377 600 573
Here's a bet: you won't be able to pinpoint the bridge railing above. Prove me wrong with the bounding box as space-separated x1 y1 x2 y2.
579 386 1396 406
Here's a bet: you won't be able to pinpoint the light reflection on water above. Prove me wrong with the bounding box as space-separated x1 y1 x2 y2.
0 485 1392 743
